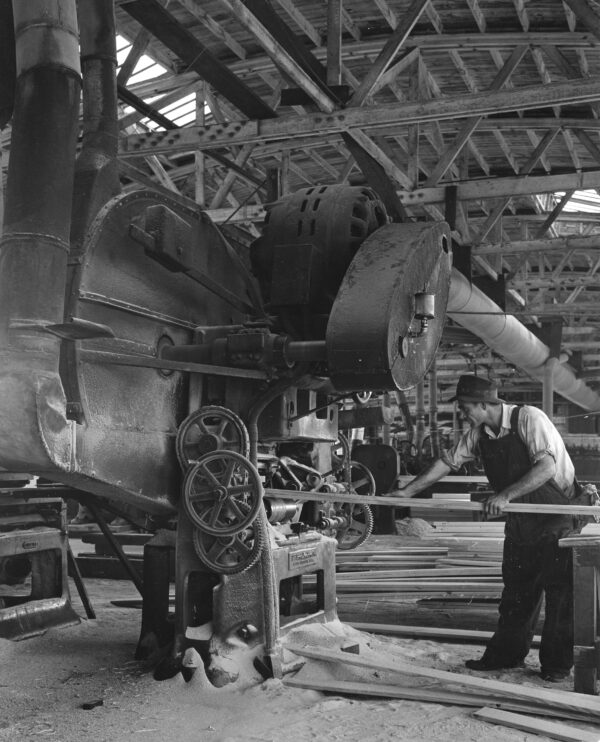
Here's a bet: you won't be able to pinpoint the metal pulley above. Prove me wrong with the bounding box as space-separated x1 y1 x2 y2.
326 221 452 391
182 450 263 536
176 406 250 469
319 460 376 550
192 515 264 574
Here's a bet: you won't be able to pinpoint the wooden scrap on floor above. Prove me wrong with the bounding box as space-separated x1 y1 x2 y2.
286 645 600 720
473 706 600 741
347 621 541 647
283 677 587 722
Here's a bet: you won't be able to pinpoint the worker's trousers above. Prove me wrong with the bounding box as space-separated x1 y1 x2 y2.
481 535 574 674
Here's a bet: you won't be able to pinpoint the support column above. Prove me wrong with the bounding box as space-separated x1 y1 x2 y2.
429 360 439 458
326 0 342 86
543 356 558 419
415 381 426 465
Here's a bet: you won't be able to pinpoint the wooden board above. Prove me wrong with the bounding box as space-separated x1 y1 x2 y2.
264 488 600 516
335 567 502 579
473 707 600 741
283 678 588 722
347 621 541 647
286 645 600 719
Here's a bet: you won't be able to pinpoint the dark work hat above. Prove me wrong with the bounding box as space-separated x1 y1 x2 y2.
447 375 503 404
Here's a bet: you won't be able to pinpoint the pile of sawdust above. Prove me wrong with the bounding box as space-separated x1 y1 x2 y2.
394 517 435 538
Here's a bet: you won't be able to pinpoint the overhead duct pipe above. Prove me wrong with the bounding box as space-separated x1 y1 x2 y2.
70 0 121 248
0 0 81 471
447 268 600 412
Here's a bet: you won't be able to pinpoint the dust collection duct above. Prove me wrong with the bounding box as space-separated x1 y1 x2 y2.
0 0 81 473
447 267 600 411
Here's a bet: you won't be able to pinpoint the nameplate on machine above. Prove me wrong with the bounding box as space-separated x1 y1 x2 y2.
288 546 318 571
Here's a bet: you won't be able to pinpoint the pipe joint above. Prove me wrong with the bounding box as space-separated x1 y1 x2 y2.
13 2 81 76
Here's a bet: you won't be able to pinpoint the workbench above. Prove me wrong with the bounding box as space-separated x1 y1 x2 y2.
560 524 600 695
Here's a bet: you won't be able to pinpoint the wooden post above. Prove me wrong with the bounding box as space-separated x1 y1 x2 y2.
543 356 558 418
326 0 342 86
573 545 599 694
195 83 206 206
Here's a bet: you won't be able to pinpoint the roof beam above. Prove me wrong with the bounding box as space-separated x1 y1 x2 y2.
217 0 337 112
117 28 151 85
407 168 600 204
473 128 560 244
121 76 600 156
340 130 410 221
176 0 247 59
273 0 322 47
349 0 430 106
563 0 600 39
121 0 276 120
424 45 528 186
474 234 600 256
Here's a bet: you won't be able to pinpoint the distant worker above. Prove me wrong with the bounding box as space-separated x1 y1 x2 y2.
397 374 580 683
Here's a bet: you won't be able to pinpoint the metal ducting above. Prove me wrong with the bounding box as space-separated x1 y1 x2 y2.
0 0 81 472
447 267 600 411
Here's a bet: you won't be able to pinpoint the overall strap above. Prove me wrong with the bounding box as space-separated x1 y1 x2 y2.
509 405 522 434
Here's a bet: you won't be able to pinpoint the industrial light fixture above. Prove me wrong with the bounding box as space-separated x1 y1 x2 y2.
409 292 436 338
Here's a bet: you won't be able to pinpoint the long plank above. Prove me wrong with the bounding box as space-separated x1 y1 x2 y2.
473 707 600 741
286 645 600 718
263 488 600 516
336 591 502 600
333 582 502 593
337 562 439 571
337 548 449 556
284 678 588 722
437 559 502 567
335 567 502 579
347 622 540 647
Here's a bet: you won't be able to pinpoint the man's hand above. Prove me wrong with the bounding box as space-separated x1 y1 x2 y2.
483 492 510 518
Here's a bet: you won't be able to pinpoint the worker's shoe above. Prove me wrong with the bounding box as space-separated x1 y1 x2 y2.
465 658 524 671
540 669 570 683
68 514 100 533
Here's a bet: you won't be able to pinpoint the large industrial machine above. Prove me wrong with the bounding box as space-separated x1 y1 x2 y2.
0 0 451 681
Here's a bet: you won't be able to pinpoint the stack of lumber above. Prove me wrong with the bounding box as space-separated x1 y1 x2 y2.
328 521 505 601
422 520 505 565
284 645 600 735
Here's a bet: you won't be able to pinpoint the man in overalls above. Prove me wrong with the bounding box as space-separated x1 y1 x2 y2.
398 375 579 682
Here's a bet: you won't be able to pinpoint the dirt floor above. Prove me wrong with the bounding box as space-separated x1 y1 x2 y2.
1 542 598 742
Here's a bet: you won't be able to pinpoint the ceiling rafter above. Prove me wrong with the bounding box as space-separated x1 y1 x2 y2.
348 0 430 106
425 45 528 186
120 76 600 156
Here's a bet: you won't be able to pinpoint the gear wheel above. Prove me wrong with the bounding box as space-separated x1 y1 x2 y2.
335 500 374 550
329 432 350 476
176 405 250 469
329 460 376 550
192 516 263 574
182 450 263 536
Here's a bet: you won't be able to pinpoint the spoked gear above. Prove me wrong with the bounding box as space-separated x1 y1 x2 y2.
339 460 376 497
335 500 374 550
176 405 250 469
192 514 263 575
329 432 350 476
332 460 376 550
182 450 263 536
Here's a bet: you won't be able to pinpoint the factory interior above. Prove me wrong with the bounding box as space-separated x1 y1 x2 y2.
4 1 600 740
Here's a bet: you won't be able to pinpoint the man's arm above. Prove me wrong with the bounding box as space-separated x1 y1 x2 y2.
399 458 452 498
484 454 556 517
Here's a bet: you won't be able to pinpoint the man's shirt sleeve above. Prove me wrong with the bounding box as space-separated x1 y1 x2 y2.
441 427 481 471
517 406 558 465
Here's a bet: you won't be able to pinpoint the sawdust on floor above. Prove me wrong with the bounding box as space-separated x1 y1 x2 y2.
0 575 595 742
